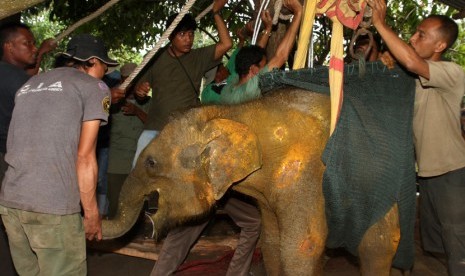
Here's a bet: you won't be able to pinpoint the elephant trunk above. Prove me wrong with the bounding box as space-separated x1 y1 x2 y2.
101 173 150 239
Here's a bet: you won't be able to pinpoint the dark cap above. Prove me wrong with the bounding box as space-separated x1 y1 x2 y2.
62 34 118 66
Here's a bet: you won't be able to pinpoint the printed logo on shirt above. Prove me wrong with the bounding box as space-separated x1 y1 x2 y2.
102 96 110 114
17 81 63 96
98 82 109 91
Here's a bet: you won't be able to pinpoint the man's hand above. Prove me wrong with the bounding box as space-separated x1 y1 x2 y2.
261 10 273 31
379 51 396 69
212 0 227 13
37 38 57 56
83 210 102 241
121 102 139 116
283 0 302 14
135 82 151 98
110 87 125 104
367 0 387 28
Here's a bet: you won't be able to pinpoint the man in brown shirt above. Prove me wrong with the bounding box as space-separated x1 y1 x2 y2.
369 0 465 274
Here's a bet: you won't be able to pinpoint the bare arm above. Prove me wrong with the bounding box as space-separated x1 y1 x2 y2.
368 0 430 78
28 38 57 75
212 0 233 60
134 81 151 100
267 0 302 70
77 120 102 241
121 102 148 123
257 10 273 49
110 87 126 104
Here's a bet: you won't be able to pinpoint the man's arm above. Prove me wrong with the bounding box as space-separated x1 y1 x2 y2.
267 0 302 70
368 0 430 79
77 120 102 241
27 38 57 75
257 10 273 49
212 0 233 60
121 102 148 123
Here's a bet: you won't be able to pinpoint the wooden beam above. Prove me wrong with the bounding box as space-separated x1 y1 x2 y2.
0 0 45 21
88 235 240 261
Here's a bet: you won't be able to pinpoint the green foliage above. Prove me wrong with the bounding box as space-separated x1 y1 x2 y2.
448 20 465 69
385 0 465 68
25 0 253 50
21 0 465 69
21 7 66 70
22 0 253 69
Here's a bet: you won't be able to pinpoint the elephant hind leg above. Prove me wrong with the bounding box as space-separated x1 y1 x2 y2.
358 203 401 276
259 207 281 276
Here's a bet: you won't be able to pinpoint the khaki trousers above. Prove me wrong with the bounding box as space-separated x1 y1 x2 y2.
0 206 86 276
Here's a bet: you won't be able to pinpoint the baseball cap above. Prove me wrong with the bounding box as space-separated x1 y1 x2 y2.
62 34 119 66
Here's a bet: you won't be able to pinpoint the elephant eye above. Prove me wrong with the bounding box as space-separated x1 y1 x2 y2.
145 157 157 169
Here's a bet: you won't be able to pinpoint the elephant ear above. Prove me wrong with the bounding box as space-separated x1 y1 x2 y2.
201 118 262 200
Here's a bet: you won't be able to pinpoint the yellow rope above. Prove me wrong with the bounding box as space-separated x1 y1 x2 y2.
292 0 317 70
293 0 367 135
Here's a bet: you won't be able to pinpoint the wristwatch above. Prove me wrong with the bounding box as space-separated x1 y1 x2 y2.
262 29 272 37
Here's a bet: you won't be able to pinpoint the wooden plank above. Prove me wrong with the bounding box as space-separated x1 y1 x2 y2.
88 235 239 261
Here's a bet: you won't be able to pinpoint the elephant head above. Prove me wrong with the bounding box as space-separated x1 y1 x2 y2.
102 108 263 239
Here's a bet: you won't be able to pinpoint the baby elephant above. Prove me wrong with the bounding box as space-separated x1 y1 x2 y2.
103 88 401 275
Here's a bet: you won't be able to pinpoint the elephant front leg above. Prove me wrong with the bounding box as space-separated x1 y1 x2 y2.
358 203 401 276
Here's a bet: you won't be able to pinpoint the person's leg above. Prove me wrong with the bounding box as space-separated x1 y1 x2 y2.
0 154 17 276
106 173 128 219
223 195 261 276
1 206 40 276
97 147 110 216
150 222 209 276
132 130 159 168
419 167 465 276
419 178 444 253
22 211 87 276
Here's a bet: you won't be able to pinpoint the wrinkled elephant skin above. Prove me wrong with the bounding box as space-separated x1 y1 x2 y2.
103 88 400 275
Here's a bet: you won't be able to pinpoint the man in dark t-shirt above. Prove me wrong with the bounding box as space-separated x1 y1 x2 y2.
0 34 116 275
0 22 55 276
132 0 232 166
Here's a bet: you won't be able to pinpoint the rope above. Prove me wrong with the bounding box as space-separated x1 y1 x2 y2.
292 0 318 69
119 0 200 90
251 0 271 44
195 3 213 21
272 0 283 25
55 0 121 42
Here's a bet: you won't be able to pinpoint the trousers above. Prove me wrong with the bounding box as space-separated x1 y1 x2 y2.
0 206 86 276
419 166 465 276
0 152 17 276
151 194 261 276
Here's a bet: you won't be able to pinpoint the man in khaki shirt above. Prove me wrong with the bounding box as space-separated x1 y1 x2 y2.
369 0 465 274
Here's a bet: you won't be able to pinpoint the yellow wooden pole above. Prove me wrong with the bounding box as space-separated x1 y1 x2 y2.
293 0 318 70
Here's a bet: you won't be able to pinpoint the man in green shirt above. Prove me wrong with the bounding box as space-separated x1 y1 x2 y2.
220 0 302 104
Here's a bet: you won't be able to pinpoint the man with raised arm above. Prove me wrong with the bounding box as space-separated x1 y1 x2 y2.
220 0 302 104
369 0 465 274
132 0 232 166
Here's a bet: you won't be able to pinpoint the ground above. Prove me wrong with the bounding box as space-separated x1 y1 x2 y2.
87 208 448 276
